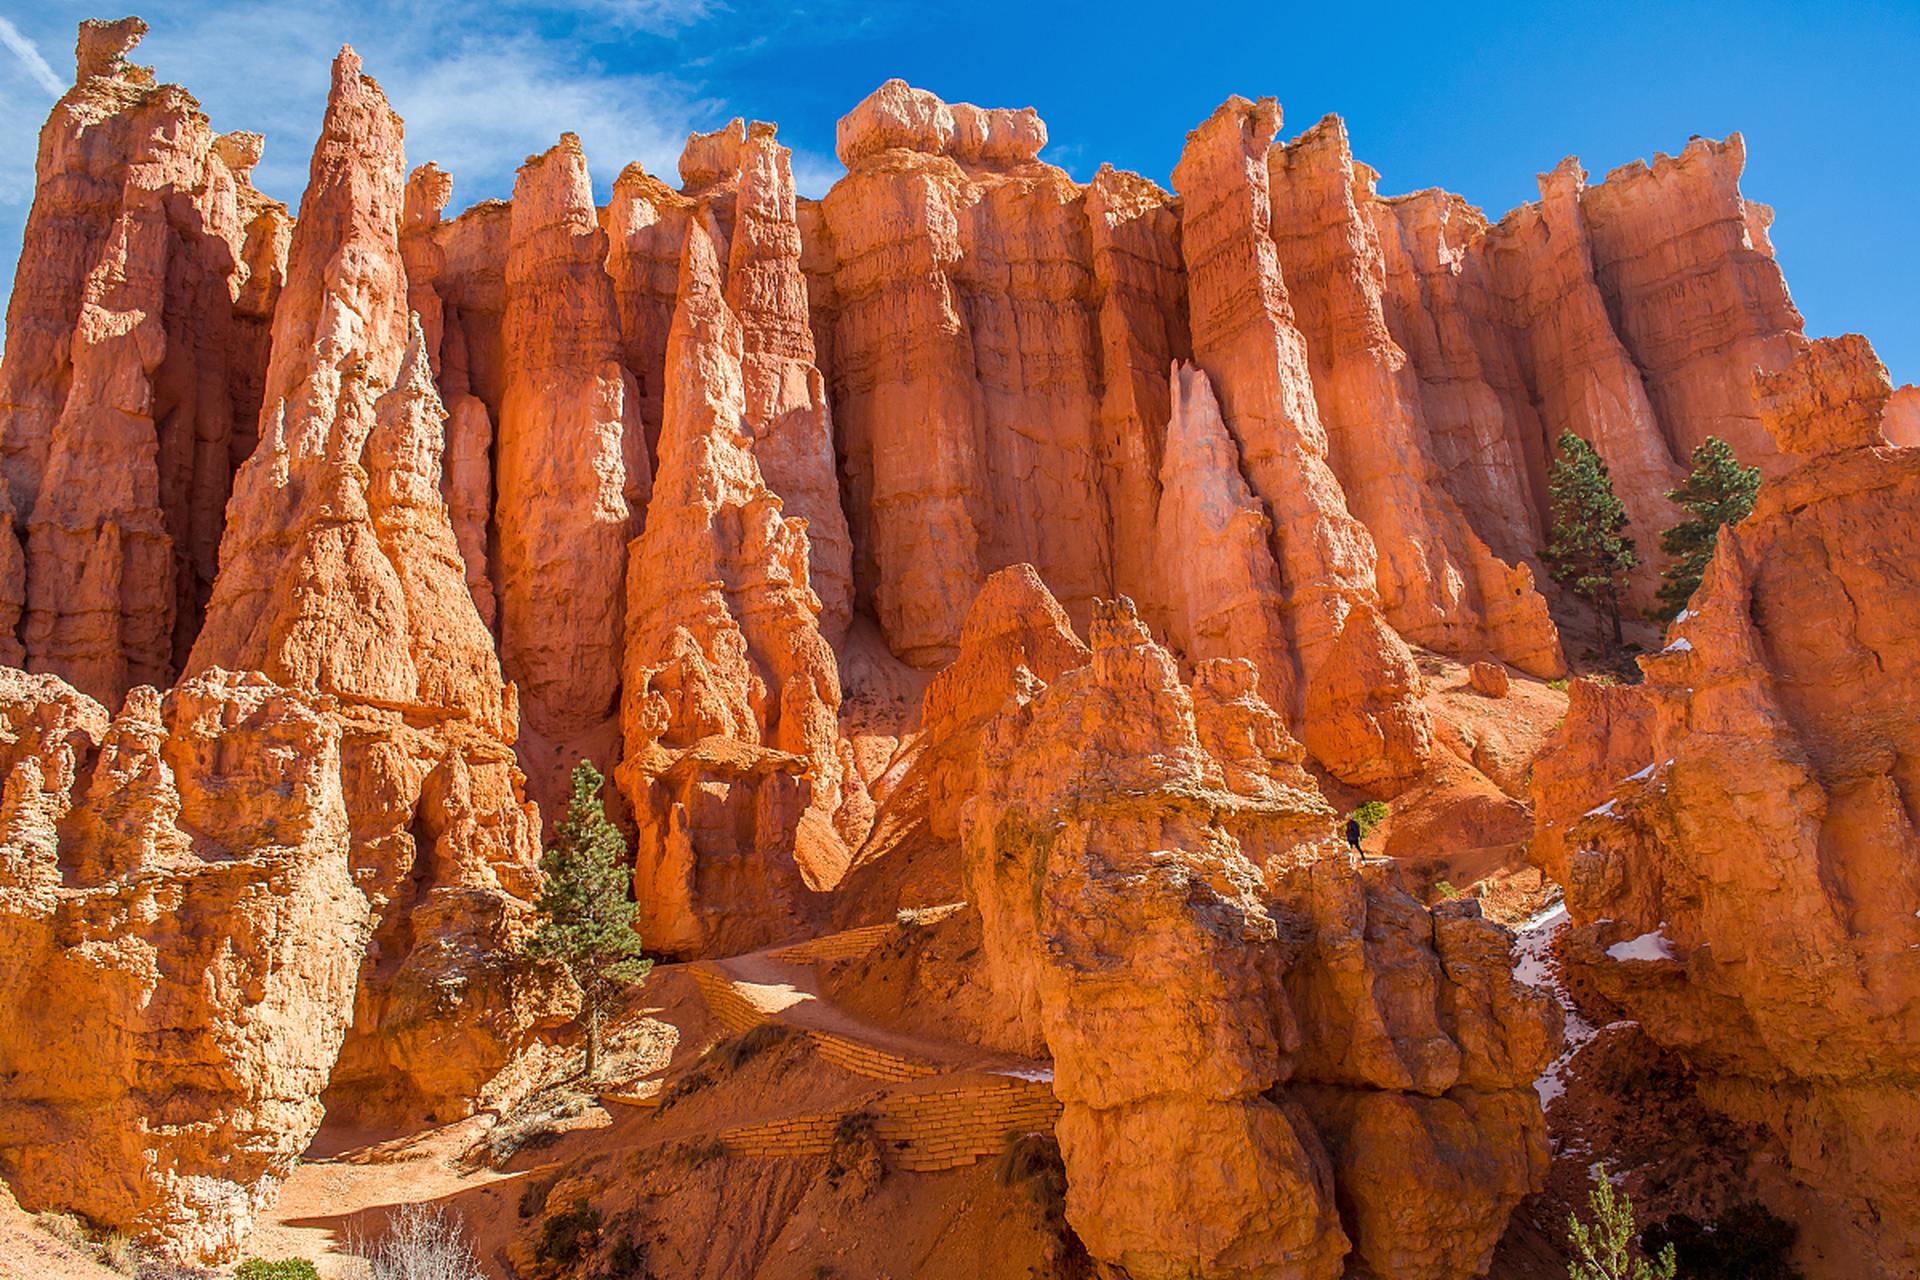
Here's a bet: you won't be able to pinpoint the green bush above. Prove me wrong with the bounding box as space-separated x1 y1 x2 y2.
539 1201 601 1267
236 1261 321 1280
1353 801 1389 834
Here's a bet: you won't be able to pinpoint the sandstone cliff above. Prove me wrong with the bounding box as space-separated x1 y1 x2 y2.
1555 336 1920 1278
0 29 1904 1275
180 44 556 1132
496 133 647 815
959 586 1557 1280
0 669 363 1262
0 18 284 704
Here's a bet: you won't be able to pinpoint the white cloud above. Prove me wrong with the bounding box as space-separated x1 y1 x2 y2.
541 0 724 36
788 147 845 201
0 16 65 98
0 0 855 358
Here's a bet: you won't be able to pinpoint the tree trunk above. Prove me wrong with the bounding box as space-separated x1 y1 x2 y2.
585 1002 600 1081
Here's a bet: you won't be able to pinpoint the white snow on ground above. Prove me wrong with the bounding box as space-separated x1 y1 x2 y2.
1515 903 1636 1122
1625 761 1657 783
994 1065 1055 1083
1583 799 1619 819
1606 927 1676 963
1662 636 1694 654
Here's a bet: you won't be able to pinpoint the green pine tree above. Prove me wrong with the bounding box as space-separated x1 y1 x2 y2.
1650 436 1761 628
1541 429 1639 651
527 760 652 1080
1567 1163 1677 1280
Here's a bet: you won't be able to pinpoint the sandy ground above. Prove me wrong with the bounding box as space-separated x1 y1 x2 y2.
0 1185 130 1280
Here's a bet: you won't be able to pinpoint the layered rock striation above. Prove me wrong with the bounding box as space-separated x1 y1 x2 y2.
0 30 1900 1273
1554 337 1920 1279
959 585 1557 1280
0 18 288 704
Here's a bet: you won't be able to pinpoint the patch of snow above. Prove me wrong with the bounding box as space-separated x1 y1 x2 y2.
1514 905 1601 1115
1625 761 1657 783
1606 927 1677 963
1662 636 1694 654
1674 609 1691 624
995 1065 1055 1083
1583 799 1619 819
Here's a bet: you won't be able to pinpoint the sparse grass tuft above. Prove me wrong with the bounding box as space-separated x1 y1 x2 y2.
102 1232 139 1276
35 1210 89 1249
712 1023 800 1073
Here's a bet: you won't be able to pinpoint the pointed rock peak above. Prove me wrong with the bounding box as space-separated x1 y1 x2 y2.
332 45 363 96
675 209 729 313
387 314 439 403
1537 155 1587 202
1170 360 1223 419
957 564 1088 657
76 17 149 83
1754 334 1891 456
404 163 453 228
1089 594 1156 658
680 118 747 190
1284 112 1350 156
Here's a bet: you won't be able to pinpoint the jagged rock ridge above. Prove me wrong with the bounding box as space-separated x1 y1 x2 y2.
0 24 1903 1278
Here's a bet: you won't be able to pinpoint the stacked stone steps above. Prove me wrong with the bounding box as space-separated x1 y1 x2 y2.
765 923 895 964
685 963 940 1081
717 1077 1061 1172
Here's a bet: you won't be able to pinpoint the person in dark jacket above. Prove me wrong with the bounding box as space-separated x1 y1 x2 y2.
1344 816 1364 857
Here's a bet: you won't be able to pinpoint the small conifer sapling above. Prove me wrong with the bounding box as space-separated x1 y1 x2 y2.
527 761 652 1080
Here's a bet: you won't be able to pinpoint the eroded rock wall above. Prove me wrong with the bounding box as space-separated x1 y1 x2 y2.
1555 336 1920 1279
0 19 283 704
0 669 362 1263
959 585 1556 1280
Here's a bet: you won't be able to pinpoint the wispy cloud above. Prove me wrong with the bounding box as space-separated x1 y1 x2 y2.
537 0 725 36
0 0 856 357
0 16 65 99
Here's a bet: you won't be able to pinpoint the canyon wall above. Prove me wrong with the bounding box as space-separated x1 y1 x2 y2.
1 52 1822 820
957 583 1557 1280
0 22 1897 1272
1554 336 1920 1279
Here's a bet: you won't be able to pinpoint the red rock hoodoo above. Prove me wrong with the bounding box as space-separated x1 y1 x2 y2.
0 22 1907 1280
1553 336 1920 1279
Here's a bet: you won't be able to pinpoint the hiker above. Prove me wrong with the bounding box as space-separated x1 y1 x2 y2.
1344 815 1364 859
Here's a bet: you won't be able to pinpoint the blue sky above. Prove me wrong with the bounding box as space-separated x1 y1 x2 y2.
3 0 1917 384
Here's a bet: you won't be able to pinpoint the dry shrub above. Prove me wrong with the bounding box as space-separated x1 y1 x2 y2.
102 1232 139 1275
348 1203 483 1280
